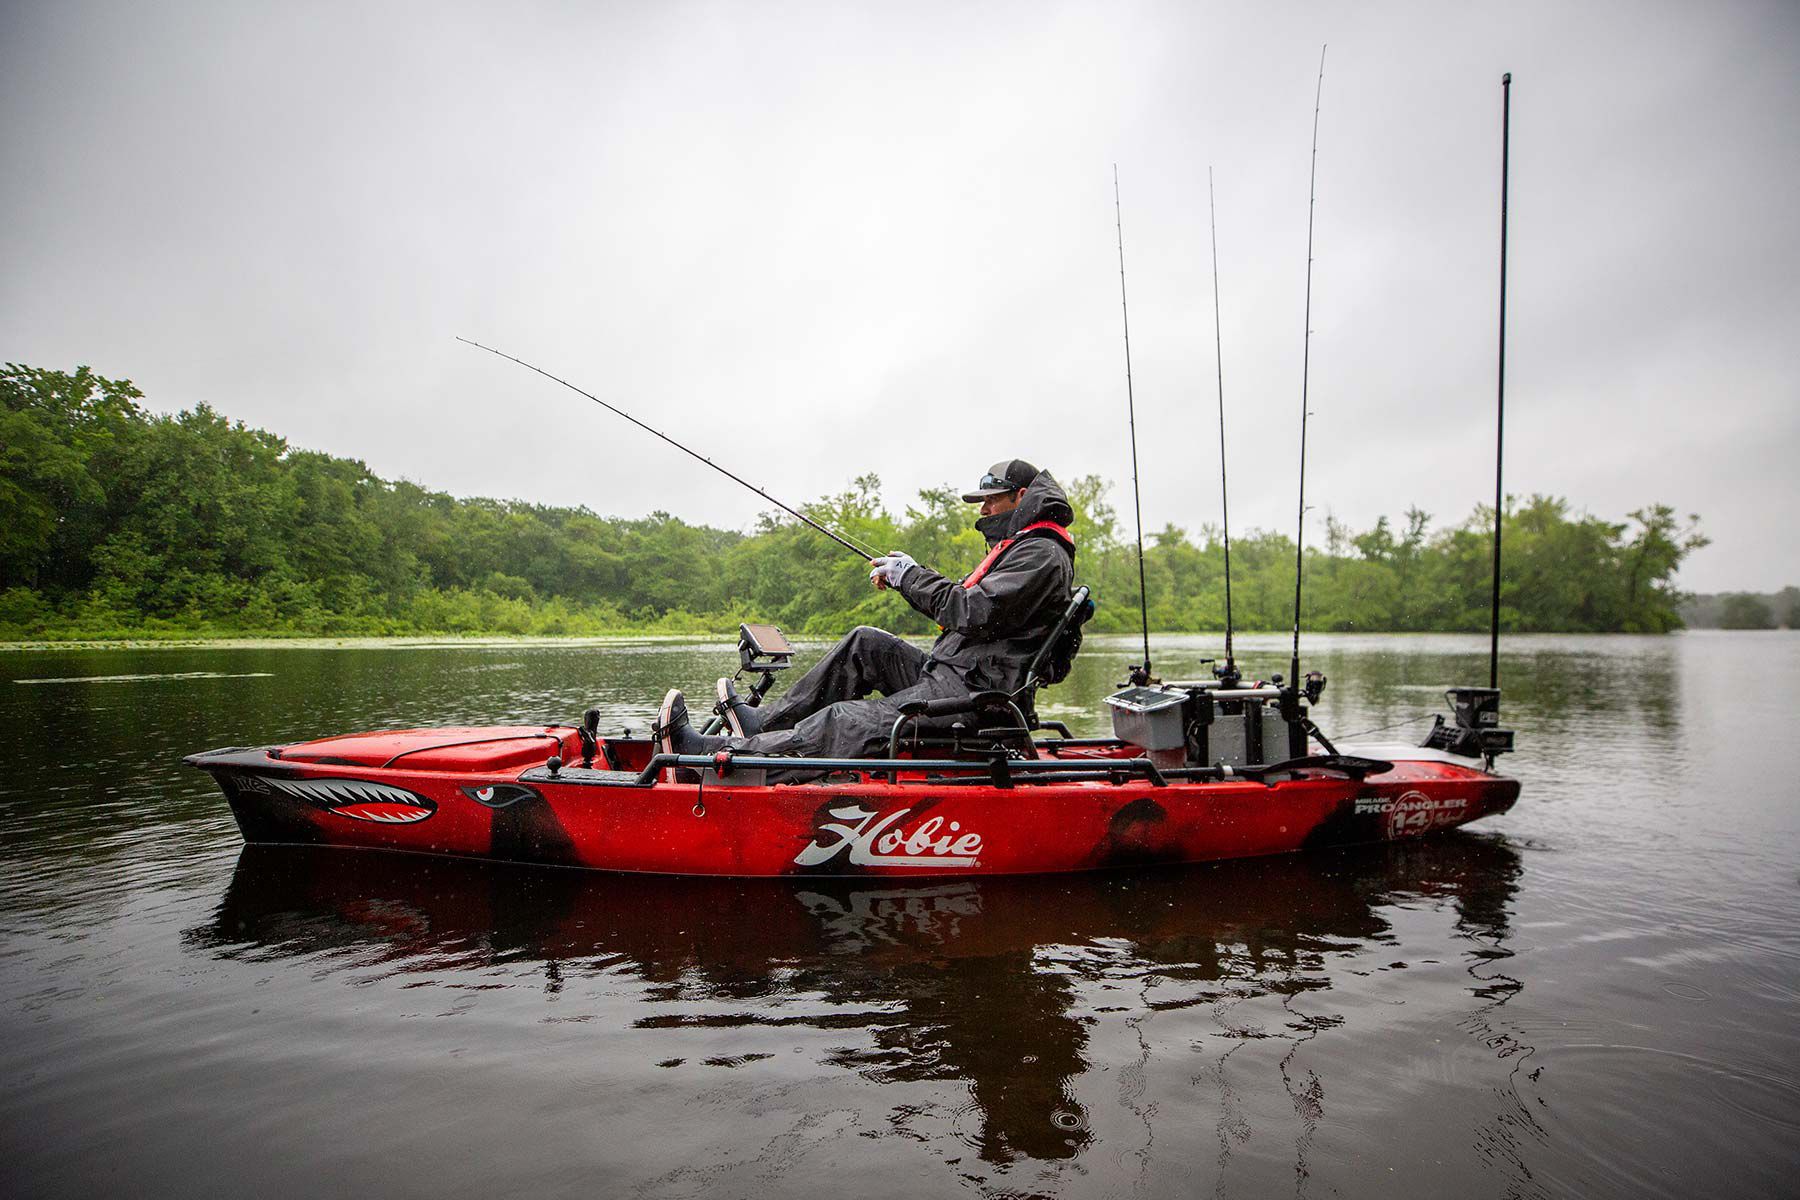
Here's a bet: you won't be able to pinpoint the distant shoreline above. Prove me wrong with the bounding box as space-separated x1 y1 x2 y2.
0 632 726 652
9 627 1795 654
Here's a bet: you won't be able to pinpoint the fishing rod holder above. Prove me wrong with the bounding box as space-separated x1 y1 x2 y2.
577 707 602 768
1105 682 1317 771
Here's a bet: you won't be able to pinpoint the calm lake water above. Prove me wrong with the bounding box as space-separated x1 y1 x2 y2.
2 631 1797 1198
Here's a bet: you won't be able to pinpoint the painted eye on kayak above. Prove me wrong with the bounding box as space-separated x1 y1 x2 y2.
461 784 538 809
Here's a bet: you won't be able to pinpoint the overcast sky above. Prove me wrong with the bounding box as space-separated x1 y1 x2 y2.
3 0 1795 591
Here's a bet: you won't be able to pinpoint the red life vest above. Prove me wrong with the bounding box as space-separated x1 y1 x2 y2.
961 521 1075 589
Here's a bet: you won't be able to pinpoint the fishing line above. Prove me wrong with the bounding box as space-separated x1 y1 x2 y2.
1337 713 1434 741
457 337 881 562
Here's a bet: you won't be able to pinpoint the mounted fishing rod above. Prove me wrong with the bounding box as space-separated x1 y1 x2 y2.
1289 46 1326 693
1421 73 1516 767
1207 166 1240 688
456 337 880 563
1113 165 1155 686
1490 72 1512 691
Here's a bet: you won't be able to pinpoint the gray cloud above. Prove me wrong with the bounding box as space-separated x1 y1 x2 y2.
4 0 1794 590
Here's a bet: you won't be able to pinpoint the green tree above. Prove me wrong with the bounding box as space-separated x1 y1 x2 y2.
1720 593 1775 630
0 363 145 590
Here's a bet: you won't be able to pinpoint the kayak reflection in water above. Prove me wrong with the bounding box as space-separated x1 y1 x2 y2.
652 458 1077 765
193 834 1524 1178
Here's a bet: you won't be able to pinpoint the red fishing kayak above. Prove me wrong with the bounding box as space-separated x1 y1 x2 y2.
185 721 1517 878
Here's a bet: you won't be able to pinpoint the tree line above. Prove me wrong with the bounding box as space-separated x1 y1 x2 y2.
2 364 1709 640
1681 588 1800 630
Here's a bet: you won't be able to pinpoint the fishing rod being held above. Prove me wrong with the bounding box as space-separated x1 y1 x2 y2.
1112 165 1155 686
456 337 880 563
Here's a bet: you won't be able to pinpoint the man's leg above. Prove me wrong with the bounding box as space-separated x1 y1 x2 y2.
738 666 968 760
752 627 927 733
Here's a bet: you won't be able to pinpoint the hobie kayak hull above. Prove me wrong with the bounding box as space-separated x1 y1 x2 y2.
187 726 1518 878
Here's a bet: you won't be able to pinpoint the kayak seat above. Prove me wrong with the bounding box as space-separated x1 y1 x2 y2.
894 690 1019 722
887 691 1036 759
1018 585 1094 696
884 586 1093 760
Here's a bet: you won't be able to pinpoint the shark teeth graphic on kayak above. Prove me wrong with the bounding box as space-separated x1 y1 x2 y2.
264 777 437 823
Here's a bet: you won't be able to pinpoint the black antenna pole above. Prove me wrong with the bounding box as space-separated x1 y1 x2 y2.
1290 46 1326 688
1113 165 1154 682
1208 166 1236 680
1489 73 1512 690
456 337 880 563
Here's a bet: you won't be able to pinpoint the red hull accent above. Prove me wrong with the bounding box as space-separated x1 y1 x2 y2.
188 725 1518 878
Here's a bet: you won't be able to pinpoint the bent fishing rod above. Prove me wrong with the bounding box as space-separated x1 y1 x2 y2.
1113 165 1155 684
456 338 880 563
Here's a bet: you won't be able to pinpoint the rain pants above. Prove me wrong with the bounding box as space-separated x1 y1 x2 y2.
735 471 1076 762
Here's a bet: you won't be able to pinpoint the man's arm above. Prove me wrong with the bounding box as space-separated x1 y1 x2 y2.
896 541 1065 636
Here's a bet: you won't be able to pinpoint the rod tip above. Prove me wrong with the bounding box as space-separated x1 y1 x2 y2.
1502 72 1511 84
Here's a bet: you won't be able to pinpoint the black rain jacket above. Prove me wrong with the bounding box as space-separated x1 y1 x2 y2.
896 471 1076 694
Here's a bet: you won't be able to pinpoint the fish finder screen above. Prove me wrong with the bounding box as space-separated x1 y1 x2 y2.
740 623 792 657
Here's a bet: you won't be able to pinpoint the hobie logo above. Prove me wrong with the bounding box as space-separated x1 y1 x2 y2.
794 805 984 869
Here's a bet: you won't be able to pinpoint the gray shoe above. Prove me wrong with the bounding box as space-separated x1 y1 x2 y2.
714 677 765 738
654 689 707 756
656 688 737 760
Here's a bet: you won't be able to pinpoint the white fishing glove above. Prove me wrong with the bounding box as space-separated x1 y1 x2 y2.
869 551 917 590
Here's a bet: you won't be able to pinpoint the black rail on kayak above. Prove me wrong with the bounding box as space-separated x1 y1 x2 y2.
635 752 1171 788
607 751 1391 789
186 745 1391 791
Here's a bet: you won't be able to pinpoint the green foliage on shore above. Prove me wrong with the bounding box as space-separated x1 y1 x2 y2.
1718 594 1776 630
1682 587 1798 630
2 364 1708 641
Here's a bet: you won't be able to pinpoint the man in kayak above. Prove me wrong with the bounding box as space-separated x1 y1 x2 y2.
654 458 1076 765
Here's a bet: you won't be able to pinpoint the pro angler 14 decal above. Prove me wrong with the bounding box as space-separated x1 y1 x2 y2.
1354 789 1468 837
263 777 438 824
794 804 985 869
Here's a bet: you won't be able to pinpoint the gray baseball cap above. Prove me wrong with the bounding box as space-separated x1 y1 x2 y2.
961 458 1040 503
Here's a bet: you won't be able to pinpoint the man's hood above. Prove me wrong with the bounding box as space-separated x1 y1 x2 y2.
982 471 1076 543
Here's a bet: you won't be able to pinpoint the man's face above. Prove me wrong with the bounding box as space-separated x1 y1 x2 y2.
979 490 1022 519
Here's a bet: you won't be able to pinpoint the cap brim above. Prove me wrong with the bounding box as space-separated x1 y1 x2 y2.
961 487 1012 503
